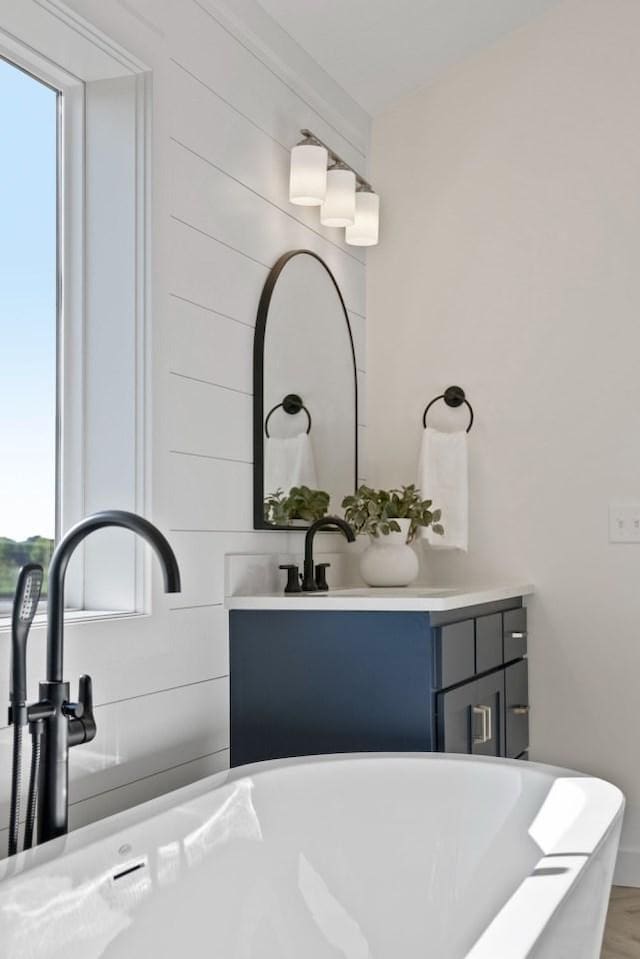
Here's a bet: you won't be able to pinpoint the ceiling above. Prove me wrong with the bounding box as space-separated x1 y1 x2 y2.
256 0 563 115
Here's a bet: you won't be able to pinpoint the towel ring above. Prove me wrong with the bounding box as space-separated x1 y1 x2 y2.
264 393 312 437
422 385 474 433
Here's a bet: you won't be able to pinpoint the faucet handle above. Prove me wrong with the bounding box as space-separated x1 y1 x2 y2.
78 675 94 715
279 564 301 594
315 563 331 591
68 675 97 747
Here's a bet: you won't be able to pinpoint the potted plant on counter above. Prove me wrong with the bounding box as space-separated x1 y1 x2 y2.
264 485 330 526
342 485 444 587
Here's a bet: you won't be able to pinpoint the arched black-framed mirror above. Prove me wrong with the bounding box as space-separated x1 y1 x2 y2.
254 250 358 530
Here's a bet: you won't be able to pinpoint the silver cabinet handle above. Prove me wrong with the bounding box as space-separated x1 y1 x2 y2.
509 631 527 640
472 704 492 744
484 704 492 742
510 705 530 716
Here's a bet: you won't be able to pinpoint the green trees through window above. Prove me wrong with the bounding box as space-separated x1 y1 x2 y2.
0 537 53 600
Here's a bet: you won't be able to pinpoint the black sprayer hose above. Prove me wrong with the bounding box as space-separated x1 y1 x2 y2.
8 723 23 857
23 725 42 852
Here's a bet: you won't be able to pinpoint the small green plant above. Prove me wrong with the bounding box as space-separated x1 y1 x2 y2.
264 485 330 525
342 484 444 543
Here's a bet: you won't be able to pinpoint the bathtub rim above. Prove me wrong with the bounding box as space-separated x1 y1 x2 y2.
0 751 623 881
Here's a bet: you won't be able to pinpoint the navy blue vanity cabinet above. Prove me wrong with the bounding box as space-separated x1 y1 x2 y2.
229 597 529 767
230 611 436 766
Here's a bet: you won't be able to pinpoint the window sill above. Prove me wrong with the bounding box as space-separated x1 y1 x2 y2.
0 609 144 633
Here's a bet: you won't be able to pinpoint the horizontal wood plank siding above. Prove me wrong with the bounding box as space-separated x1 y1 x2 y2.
0 0 368 858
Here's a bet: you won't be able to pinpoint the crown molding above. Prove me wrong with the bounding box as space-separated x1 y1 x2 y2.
194 0 371 163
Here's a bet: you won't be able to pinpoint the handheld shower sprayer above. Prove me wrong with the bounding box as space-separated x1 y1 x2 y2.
8 565 43 857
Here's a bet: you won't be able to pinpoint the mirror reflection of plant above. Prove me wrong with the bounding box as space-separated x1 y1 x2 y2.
342 484 444 544
264 485 330 525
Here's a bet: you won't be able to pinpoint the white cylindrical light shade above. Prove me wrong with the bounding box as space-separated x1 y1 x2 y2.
320 167 356 226
345 191 379 246
289 144 328 206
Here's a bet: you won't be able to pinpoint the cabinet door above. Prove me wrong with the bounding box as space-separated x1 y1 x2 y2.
436 671 503 756
470 671 504 757
437 680 475 753
504 659 529 758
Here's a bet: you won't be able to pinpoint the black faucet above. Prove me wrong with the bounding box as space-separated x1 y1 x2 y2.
302 516 355 592
36 510 181 845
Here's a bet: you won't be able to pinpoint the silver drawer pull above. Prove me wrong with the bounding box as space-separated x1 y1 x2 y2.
472 704 492 744
509 631 527 640
484 704 492 742
510 705 530 716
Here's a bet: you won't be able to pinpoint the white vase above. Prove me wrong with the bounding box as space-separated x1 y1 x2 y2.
359 518 419 587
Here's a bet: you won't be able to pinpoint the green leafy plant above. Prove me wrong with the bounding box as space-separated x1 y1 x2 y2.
264 485 330 525
342 484 444 544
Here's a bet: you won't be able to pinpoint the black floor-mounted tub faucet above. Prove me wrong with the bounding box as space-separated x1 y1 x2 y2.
33 510 181 845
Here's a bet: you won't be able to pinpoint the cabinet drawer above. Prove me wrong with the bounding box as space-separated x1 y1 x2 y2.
434 619 475 688
436 671 503 756
503 608 527 661
504 659 529 758
475 613 502 674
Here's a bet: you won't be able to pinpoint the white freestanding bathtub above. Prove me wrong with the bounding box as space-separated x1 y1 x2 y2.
0 754 623 958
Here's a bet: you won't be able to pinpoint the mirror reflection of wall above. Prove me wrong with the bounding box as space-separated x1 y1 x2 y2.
254 250 357 530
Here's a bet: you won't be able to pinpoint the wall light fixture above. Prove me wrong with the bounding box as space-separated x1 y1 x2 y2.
289 129 379 246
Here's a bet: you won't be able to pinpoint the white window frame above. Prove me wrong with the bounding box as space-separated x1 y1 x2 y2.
0 1 151 624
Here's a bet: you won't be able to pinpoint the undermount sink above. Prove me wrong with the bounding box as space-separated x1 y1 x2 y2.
291 587 460 598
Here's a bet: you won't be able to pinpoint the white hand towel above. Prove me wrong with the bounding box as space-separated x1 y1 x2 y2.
265 432 318 498
418 427 468 551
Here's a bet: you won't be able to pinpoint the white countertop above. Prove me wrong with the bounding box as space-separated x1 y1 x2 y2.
225 583 534 612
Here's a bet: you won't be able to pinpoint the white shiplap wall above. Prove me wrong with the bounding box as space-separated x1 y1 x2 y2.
0 0 369 852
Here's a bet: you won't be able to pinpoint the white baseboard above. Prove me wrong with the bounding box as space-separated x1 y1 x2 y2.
614 847 640 887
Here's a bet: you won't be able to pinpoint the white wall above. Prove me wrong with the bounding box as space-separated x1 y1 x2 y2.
367 0 640 880
0 0 368 852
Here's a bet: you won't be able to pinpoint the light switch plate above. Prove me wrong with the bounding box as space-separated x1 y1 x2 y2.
609 504 640 543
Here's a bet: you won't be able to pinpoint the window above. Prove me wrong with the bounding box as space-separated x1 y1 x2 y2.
0 56 58 615
0 3 150 625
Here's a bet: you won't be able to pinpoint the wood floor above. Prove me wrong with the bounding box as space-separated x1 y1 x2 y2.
602 887 640 958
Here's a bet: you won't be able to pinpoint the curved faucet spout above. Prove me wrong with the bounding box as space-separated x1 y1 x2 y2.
302 515 355 592
47 510 181 683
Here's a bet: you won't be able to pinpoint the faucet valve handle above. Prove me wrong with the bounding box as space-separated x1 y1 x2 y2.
315 563 331 591
279 564 302 594
68 675 97 747
62 699 84 720
78 674 93 712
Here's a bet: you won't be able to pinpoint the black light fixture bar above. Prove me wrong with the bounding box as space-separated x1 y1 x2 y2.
299 128 374 193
